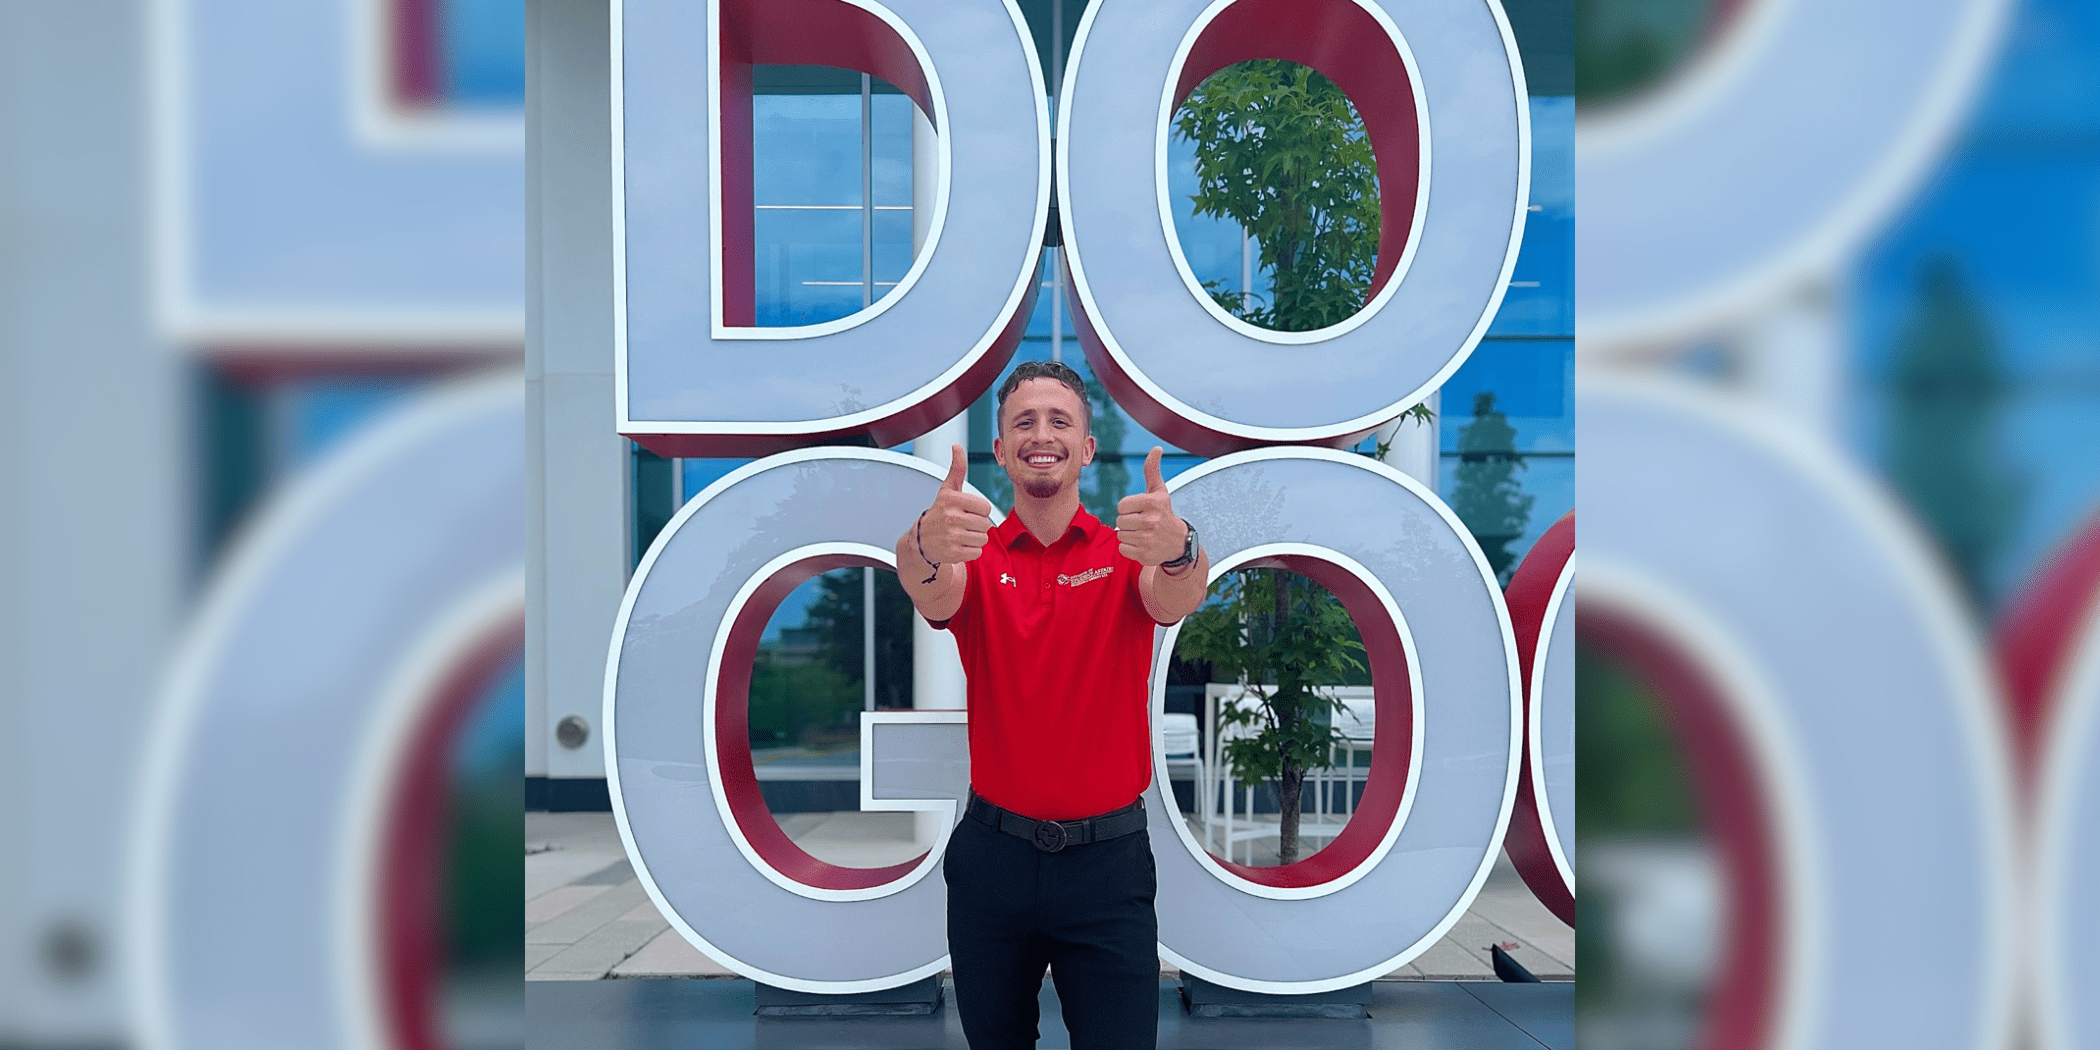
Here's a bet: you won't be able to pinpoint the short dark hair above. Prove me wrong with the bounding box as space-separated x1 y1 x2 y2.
995 360 1091 433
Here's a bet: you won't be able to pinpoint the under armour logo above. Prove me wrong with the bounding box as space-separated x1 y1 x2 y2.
1000 573 1016 587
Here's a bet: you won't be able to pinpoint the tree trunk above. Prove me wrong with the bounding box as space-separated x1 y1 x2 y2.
1272 570 1301 864
1277 762 1304 865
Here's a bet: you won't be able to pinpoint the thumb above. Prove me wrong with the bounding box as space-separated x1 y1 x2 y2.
1143 446 1166 493
943 444 969 491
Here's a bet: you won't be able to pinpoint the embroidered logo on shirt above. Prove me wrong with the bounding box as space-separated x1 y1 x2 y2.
1057 566 1114 588
999 573 1016 587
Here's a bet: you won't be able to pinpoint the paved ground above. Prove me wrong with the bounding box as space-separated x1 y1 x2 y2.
527 978 1574 1049
525 810 1574 983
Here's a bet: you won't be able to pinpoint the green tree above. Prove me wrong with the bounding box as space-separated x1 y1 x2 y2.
1884 258 2020 607
1172 60 1400 864
802 568 916 710
1178 569 1364 864
1575 0 1719 108
1451 392 1534 582
1080 372 1130 522
1175 60 1380 333
745 650 858 747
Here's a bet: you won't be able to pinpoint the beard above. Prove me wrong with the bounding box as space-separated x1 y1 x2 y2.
1021 475 1064 499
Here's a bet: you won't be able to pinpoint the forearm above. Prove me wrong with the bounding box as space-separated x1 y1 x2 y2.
1140 549 1209 624
896 517 966 621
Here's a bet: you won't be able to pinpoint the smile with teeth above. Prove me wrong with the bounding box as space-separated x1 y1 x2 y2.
1023 451 1062 469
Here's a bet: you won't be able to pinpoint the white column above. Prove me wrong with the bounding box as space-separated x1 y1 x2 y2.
908 114 964 842
909 416 971 715
909 415 970 846
908 112 964 713
1377 390 1440 494
527 0 626 783
911 105 937 251
0 4 178 1039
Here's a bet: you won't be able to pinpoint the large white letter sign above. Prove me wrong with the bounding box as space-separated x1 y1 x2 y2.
1581 376 2016 1050
132 377 524 1050
1504 511 1575 926
613 0 1049 457
604 449 994 991
1143 448 1523 992
1057 0 1528 455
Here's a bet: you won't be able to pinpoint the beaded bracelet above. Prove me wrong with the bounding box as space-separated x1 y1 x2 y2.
914 513 940 584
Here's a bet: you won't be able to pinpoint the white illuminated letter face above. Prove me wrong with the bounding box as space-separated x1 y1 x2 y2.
604 449 997 992
1144 449 1523 992
613 0 1050 456
1058 0 1529 455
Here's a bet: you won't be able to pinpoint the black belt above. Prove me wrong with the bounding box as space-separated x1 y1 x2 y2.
967 792 1147 853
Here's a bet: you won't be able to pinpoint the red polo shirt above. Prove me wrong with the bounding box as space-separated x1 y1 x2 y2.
933 508 1166 821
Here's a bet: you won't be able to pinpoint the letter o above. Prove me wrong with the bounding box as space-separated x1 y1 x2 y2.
1143 447 1523 991
1581 376 2016 1050
1059 0 1529 454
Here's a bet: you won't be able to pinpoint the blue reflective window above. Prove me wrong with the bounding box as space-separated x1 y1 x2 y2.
438 0 525 107
280 378 422 471
1848 0 2100 606
751 85 919 328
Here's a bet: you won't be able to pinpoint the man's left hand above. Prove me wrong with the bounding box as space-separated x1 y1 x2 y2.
1116 447 1187 567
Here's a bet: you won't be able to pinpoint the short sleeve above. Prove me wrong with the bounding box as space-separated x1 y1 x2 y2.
928 564 976 634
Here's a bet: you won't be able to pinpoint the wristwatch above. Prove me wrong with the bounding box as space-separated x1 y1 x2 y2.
1161 521 1199 572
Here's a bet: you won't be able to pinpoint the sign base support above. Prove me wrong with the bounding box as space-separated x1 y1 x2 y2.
753 976 945 1017
1178 975 1371 1019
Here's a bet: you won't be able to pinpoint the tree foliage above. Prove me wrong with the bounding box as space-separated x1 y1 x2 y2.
1177 569 1364 864
1174 60 1381 333
802 567 915 709
1451 392 1534 582
1172 60 1386 864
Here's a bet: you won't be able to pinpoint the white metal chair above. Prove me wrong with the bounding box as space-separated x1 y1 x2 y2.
1203 684 1356 865
1158 711 1208 836
1311 687 1377 824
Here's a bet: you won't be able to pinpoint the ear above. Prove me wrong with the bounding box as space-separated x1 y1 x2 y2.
1080 434 1096 466
991 434 1005 467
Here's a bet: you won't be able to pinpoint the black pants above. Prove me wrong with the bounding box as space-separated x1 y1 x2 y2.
943 813 1159 1050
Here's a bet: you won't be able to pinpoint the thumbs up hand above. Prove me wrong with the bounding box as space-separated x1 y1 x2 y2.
1115 447 1188 567
918 444 995 566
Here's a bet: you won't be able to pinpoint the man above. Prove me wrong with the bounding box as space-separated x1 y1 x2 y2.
895 360 1208 1049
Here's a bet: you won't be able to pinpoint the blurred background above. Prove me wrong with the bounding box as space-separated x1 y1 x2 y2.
4 0 2099 1046
1576 0 2100 1047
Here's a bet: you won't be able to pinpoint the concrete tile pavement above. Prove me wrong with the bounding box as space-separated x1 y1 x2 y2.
525 810 1574 982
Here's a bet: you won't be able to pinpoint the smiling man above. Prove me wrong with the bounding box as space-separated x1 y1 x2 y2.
895 360 1208 1049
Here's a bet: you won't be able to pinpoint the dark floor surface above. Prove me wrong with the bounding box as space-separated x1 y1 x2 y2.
524 977 1572 1049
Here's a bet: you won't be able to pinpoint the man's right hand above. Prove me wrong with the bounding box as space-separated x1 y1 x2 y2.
918 444 994 568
